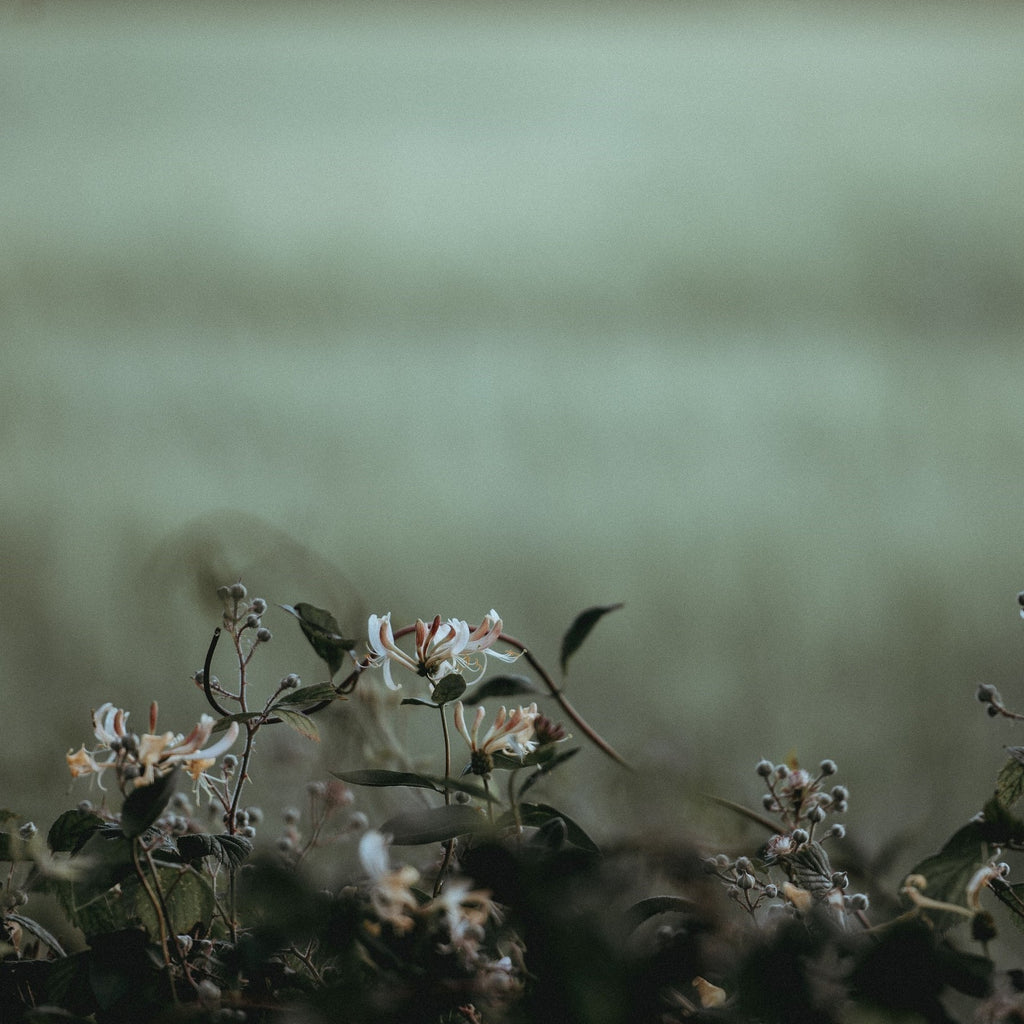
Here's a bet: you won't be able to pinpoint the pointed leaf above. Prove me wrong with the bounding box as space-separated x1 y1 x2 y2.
332 769 444 793
273 682 341 708
560 603 623 675
400 697 439 708
48 808 105 855
506 803 600 854
274 707 320 742
904 821 990 930
381 804 490 845
211 711 263 733
431 673 467 706
120 769 179 839
280 602 357 678
463 675 538 705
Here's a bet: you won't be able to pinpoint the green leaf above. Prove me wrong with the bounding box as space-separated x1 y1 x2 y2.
280 602 357 679
998 749 1024 808
331 769 497 803
211 711 263 733
60 864 215 940
400 697 439 708
272 682 340 708
332 769 445 793
177 832 253 870
120 768 179 839
904 820 990 930
517 748 581 797
273 707 320 742
48 808 105 855
625 896 696 932
380 804 490 846
560 603 623 675
507 803 601 854
6 912 66 956
431 673 467 705
462 674 538 705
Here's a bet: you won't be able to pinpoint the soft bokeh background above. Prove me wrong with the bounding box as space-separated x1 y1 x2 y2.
3 2 1024 876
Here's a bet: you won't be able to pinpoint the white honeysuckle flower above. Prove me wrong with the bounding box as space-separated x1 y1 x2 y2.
67 703 239 795
453 701 539 760
366 610 520 691
358 831 421 934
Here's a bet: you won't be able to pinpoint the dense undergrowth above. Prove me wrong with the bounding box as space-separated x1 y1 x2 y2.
5 583 1024 1024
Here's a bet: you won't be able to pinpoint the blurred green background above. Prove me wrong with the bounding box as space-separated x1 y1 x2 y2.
2 3 1024 868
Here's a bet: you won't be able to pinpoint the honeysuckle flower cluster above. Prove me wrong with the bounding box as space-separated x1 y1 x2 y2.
66 701 239 796
365 609 521 691
454 701 540 776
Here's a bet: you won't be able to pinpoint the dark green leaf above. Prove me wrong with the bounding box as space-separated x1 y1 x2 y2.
625 896 696 932
177 832 253 870
380 804 489 846
211 711 263 733
507 803 601 854
280 602 357 679
400 697 438 708
331 769 497 803
48 808 105 855
332 769 445 793
998 750 1024 809
274 707 320 742
560 603 623 675
0 832 33 861
120 769 178 839
431 673 467 705
7 912 66 956
518 748 581 797
904 820 990 930
272 682 340 708
462 674 538 705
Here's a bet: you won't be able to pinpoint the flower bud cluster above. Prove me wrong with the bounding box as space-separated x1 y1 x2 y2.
757 757 849 834
217 583 271 644
702 854 780 916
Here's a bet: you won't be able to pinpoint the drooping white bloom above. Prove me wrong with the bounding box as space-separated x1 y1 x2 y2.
366 610 520 691
358 830 421 934
453 701 539 759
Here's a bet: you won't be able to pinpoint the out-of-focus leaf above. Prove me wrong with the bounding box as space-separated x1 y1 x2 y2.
273 682 341 708
400 697 438 708
0 832 33 862
48 808 104 855
904 820 990 930
560 603 623 675
274 707 320 742
998 750 1024 809
177 832 253 870
507 803 600 854
380 805 489 846
331 769 496 802
625 896 697 932
280 602 357 679
120 768 179 839
462 675 538 705
431 673 466 705
6 913 66 956
517 748 581 797
991 879 1024 933
60 864 215 940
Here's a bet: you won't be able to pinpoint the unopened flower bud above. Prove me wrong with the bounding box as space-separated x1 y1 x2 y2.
831 871 849 890
976 683 1000 704
755 759 774 777
792 828 809 845
735 856 752 873
16 822 34 841
245 614 261 629
831 785 849 802
847 892 869 911
764 884 778 899
222 754 238 773
250 598 267 615
281 674 300 689
282 807 301 825
827 824 846 840
240 825 256 839
819 759 838 776
808 805 826 823
256 627 272 643
347 811 368 831
217 586 232 602
229 583 247 601
762 794 777 811
737 872 756 890
775 764 790 779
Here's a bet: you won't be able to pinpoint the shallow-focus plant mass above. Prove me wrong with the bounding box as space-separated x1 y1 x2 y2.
9 583 1024 1023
